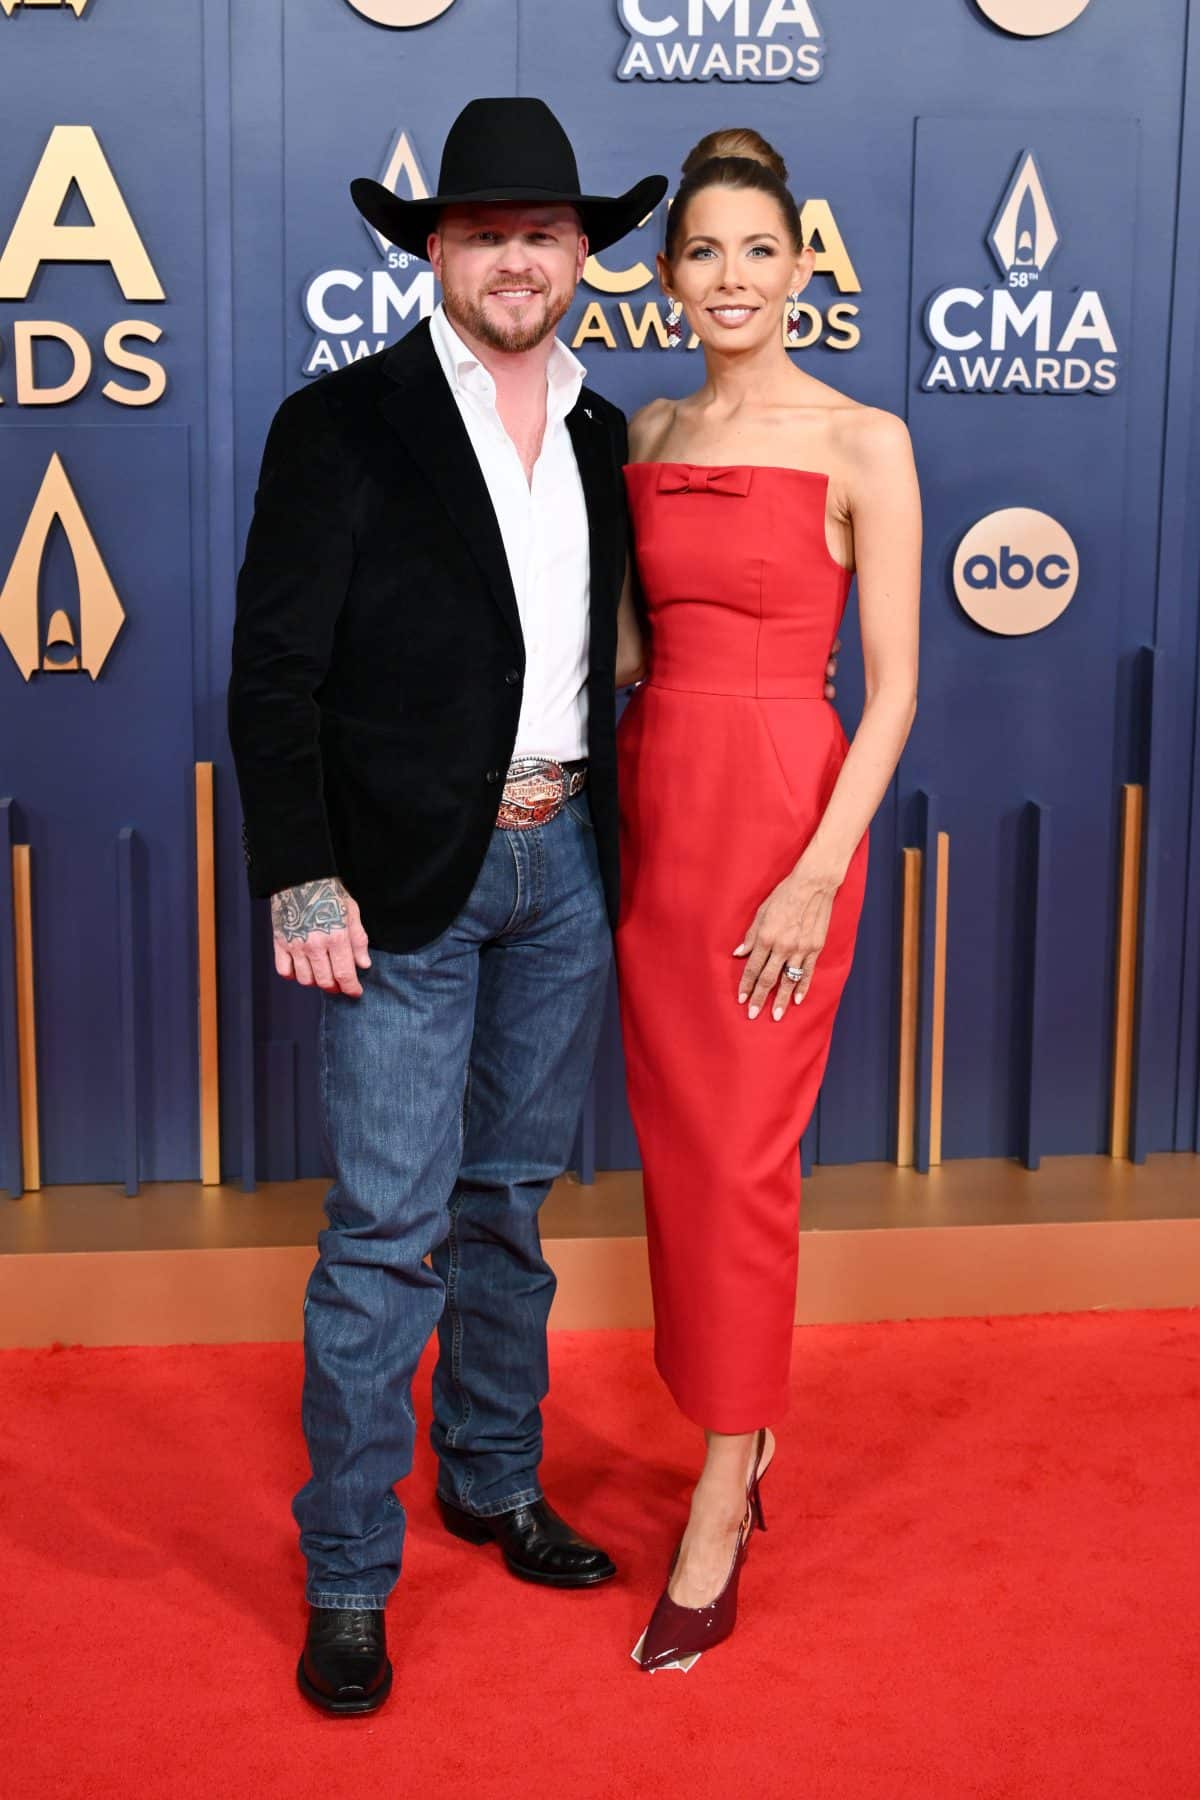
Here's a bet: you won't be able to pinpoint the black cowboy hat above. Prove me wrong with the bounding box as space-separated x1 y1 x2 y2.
351 96 668 259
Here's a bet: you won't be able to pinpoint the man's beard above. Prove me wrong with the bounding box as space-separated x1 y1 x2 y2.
443 278 573 353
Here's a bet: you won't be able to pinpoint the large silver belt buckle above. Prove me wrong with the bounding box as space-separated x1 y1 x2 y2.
496 757 567 830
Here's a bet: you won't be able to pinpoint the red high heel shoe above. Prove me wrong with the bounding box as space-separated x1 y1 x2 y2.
637 1428 771 1672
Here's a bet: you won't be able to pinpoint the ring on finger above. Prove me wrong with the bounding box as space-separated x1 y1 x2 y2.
784 963 806 983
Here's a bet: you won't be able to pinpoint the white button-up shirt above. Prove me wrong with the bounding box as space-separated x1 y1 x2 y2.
428 302 591 763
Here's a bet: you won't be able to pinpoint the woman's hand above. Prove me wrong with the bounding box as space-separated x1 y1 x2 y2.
733 863 841 1020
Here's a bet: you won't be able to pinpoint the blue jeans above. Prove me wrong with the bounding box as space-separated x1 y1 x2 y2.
293 794 612 1609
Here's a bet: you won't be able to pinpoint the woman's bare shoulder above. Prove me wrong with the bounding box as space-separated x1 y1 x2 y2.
832 402 914 468
627 396 676 462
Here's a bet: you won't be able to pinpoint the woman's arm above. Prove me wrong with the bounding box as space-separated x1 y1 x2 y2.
615 556 646 687
799 409 921 884
735 409 920 1018
613 397 671 689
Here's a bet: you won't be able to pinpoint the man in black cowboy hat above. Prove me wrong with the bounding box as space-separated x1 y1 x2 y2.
229 98 666 1714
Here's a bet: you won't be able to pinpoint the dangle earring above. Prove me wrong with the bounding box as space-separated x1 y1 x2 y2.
665 297 685 349
785 293 805 348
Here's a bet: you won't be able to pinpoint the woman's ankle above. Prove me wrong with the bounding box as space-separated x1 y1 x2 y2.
689 1471 752 1530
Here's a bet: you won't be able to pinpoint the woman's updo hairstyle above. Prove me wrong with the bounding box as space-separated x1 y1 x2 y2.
664 127 804 262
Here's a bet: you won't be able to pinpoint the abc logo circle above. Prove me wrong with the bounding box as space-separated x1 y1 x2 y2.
953 509 1078 636
975 0 1092 35
343 0 457 25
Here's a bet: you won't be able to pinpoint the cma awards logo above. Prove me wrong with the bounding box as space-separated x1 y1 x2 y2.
922 150 1119 395
0 454 125 680
617 0 826 83
953 510 1078 636
0 0 93 13
302 130 436 377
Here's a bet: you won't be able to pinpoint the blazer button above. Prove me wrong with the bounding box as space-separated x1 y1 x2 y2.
486 769 502 784
505 669 520 685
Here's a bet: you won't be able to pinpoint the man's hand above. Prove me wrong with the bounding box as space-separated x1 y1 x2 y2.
271 878 371 997
824 636 841 701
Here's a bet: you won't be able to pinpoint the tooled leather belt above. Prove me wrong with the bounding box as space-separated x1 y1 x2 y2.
495 756 588 830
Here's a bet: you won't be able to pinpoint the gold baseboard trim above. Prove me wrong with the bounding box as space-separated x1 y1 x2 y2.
2 1218 1198 1348
896 847 921 1166
1110 783 1143 1158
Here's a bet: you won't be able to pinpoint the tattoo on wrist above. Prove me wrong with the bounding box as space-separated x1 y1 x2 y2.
272 878 347 941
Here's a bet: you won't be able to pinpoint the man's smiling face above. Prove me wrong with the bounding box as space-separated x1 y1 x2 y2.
429 203 588 354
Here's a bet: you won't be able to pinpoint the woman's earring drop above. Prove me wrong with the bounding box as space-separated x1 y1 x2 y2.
785 293 805 347
665 298 685 349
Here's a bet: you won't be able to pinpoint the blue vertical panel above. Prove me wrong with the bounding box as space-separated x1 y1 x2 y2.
230 0 289 1187
906 115 1137 1160
231 0 299 1188
0 429 196 1181
591 954 640 1170
259 1038 299 1184
0 799 22 1197
0 1 207 1179
1021 800 1052 1172
115 826 140 1197
572 1084 598 1189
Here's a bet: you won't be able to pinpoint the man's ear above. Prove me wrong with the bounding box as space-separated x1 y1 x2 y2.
427 231 443 280
576 233 589 282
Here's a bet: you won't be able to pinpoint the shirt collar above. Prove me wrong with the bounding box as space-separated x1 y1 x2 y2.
429 301 587 427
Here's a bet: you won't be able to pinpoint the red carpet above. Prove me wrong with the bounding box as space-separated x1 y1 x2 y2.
4 1312 1199 1800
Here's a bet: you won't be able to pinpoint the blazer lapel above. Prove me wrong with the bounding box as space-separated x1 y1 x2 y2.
565 397 620 661
377 323 523 647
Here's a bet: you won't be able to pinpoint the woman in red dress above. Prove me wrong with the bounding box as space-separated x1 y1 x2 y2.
614 129 922 1670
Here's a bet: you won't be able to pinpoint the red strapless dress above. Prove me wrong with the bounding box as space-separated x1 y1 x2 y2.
616 463 869 1432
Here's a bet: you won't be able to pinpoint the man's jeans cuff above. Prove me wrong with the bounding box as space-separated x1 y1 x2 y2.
437 1481 543 1519
307 1590 391 1611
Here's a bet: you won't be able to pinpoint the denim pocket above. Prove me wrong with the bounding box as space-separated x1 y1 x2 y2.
563 794 595 833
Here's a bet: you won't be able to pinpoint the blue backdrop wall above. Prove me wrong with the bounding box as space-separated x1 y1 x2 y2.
1 0 1198 1190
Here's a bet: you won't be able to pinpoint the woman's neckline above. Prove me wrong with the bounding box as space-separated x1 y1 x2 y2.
627 460 831 482
625 459 853 575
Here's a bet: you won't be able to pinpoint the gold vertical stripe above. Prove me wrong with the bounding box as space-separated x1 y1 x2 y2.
896 847 922 1166
1109 783 1143 1159
12 845 40 1192
195 763 220 1185
929 831 950 1168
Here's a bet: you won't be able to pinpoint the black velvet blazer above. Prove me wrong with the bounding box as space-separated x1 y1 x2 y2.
228 319 628 953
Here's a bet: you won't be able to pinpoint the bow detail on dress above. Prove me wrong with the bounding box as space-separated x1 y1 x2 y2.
656 464 753 497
